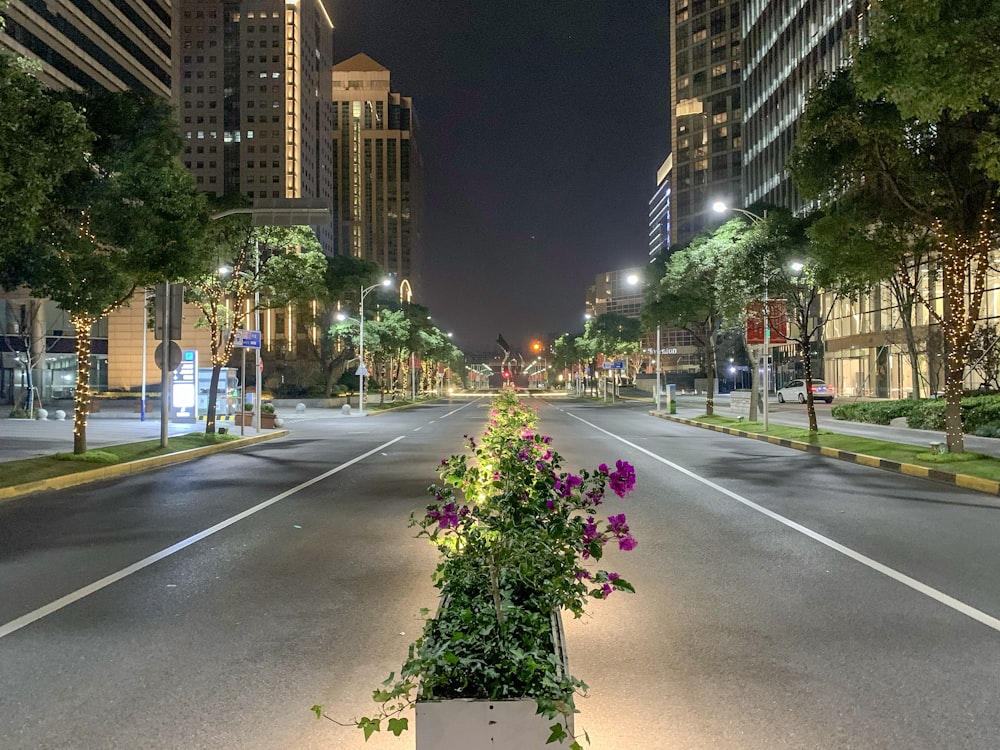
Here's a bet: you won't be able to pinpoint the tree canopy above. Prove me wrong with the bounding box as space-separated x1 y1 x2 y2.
0 54 92 287
21 88 208 452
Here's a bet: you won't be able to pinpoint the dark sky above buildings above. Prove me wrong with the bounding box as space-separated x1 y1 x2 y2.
330 1 670 354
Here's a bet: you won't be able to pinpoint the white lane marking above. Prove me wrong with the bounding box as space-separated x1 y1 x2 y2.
413 427 422 432
0 436 407 640
567 412 1000 633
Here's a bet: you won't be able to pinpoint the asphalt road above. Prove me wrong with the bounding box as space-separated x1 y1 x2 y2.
1 396 999 749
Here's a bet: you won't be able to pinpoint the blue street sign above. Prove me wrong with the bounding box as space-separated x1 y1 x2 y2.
235 329 261 349
601 360 625 370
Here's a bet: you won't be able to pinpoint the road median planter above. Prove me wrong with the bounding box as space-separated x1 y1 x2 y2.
315 387 640 748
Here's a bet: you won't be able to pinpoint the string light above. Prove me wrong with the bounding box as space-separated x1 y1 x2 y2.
896 203 996 450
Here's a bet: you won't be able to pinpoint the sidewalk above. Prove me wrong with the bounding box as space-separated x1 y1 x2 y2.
0 402 324 463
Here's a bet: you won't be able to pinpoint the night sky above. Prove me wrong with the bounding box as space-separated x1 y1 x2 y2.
330 1 670 354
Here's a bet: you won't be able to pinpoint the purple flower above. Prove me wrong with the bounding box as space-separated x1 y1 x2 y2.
607 513 629 535
618 534 638 551
554 473 583 498
430 502 461 529
608 459 636 497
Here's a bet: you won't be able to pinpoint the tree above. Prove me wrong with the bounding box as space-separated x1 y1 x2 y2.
288 254 381 397
582 313 641 399
0 54 92 288
23 89 209 453
551 332 593 392
185 211 324 434
852 0 1000 182
735 211 841 432
789 67 999 451
645 224 742 416
359 308 411 403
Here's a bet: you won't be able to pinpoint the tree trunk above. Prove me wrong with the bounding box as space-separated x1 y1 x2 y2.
801 336 819 433
704 334 718 417
71 313 97 454
748 346 760 422
205 363 223 434
943 357 966 453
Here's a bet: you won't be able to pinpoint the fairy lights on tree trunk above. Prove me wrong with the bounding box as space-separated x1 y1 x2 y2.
896 204 996 453
70 312 98 454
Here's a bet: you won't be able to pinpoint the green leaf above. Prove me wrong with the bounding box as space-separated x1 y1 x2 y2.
358 716 380 741
546 722 569 744
387 717 409 736
309 704 323 719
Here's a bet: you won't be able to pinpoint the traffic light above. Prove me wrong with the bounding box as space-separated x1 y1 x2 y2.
503 370 511 380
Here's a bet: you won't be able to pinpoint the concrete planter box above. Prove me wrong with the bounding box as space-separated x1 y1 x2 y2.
414 612 573 749
233 412 277 428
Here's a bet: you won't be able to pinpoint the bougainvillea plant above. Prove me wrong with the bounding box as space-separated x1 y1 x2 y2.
314 387 638 747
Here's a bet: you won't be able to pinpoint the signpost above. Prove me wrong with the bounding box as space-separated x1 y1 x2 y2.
234 330 261 436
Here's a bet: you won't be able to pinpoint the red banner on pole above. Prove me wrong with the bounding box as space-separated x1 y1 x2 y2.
746 300 788 345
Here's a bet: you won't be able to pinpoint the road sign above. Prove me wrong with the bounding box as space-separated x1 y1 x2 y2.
601 361 625 370
154 341 182 371
234 329 261 349
356 364 369 377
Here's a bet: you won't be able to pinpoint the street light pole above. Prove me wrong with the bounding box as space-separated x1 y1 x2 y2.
358 279 391 417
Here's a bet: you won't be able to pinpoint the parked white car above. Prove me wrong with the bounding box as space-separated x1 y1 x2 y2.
776 378 835 404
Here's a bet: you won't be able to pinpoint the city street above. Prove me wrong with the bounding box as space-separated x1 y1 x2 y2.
1 397 999 749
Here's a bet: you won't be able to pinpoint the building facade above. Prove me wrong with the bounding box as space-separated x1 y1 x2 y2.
648 154 672 262
669 0 744 248
742 0 865 210
330 52 422 296
172 0 336 251
1 0 171 95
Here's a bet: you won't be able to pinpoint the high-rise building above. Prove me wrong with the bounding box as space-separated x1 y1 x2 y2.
330 53 422 297
0 0 171 94
173 0 336 250
648 154 672 262
668 0 744 247
742 0 865 209
585 269 645 321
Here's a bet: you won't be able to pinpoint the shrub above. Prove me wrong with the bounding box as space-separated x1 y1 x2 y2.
974 422 1000 438
261 402 276 414
832 399 920 425
906 399 946 430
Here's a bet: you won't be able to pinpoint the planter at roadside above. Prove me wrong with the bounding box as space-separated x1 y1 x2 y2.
233 412 276 428
415 611 572 749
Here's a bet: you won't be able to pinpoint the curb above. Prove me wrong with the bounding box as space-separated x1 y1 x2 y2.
0 430 288 503
651 412 1000 498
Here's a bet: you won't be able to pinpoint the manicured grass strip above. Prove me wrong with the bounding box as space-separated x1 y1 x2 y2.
669 413 1000 486
0 433 238 490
